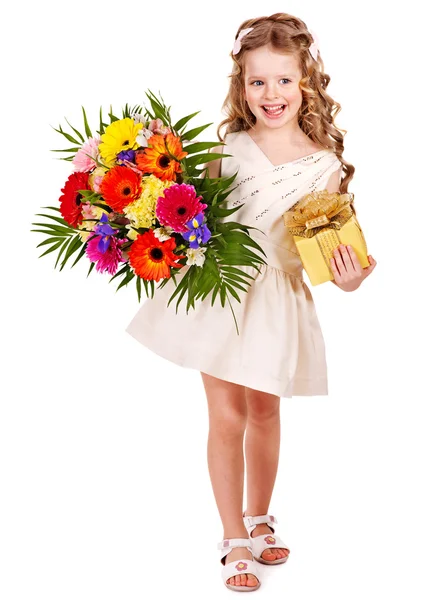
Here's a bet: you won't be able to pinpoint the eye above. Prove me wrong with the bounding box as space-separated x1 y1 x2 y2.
250 78 291 86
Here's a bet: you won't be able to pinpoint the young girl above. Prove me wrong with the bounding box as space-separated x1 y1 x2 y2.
126 12 376 593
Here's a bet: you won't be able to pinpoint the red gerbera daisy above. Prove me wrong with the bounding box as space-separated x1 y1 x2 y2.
59 171 91 227
100 165 142 212
128 229 185 282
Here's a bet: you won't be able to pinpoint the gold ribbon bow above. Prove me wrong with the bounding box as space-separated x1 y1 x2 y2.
283 190 355 239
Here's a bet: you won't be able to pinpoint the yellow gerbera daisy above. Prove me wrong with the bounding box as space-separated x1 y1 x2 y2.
98 118 143 166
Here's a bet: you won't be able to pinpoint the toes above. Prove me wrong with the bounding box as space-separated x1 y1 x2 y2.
262 547 290 560
247 574 259 587
228 573 259 587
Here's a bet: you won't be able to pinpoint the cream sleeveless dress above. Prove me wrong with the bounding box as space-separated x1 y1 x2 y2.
126 130 342 397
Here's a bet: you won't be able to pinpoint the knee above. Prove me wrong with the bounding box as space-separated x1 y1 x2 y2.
246 395 280 427
202 373 247 438
210 405 247 439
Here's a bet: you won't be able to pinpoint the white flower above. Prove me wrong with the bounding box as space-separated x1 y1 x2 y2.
131 112 147 125
153 226 174 241
135 128 153 148
185 247 207 267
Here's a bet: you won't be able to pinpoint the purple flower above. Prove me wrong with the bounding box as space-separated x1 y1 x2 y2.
181 211 211 249
94 213 117 253
117 149 136 164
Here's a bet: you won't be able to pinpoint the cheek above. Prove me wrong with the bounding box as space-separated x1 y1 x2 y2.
285 88 302 104
245 88 257 103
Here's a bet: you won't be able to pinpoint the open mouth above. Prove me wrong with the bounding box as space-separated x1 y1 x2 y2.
262 105 286 116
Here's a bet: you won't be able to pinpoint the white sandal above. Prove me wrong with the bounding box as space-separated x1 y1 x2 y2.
243 513 290 565
217 537 261 592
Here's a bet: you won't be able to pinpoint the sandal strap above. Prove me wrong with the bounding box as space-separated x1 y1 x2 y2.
243 514 277 534
221 558 259 584
217 537 253 563
250 532 290 559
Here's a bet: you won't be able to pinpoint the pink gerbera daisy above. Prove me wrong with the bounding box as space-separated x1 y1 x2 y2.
73 137 100 172
86 233 127 275
155 183 207 233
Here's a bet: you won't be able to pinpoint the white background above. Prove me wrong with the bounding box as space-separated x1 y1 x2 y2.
1 0 447 598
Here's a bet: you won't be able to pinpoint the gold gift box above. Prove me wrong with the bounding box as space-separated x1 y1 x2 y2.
283 190 369 286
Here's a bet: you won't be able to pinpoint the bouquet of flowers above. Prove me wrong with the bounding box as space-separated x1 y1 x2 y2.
32 89 267 334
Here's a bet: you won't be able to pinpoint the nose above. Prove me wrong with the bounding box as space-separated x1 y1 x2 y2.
264 84 280 100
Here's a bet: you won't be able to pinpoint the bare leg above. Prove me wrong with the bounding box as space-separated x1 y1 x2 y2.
244 387 290 561
201 372 259 588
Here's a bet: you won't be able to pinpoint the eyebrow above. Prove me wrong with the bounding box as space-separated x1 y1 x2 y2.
247 74 295 80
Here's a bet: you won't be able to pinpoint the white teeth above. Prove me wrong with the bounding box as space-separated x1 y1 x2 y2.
262 104 285 116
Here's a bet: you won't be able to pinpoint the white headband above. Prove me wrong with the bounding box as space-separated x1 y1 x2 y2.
232 26 320 61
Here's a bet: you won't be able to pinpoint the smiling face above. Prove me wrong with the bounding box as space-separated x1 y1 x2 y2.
243 44 303 132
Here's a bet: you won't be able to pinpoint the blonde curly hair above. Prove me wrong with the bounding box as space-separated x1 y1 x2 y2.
217 12 354 193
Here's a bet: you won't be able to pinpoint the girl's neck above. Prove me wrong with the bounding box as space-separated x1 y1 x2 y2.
249 123 309 145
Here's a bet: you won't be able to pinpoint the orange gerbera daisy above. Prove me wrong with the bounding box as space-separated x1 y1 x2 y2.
135 133 188 182
100 165 142 213
128 229 185 282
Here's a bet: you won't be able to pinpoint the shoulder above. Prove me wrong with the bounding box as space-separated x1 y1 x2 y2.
204 143 224 179
325 160 343 194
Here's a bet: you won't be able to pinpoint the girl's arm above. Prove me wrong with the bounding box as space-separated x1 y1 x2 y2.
325 166 342 194
325 168 377 289
198 144 224 179
326 167 344 286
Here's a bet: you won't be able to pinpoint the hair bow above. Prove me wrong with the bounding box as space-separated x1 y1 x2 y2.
232 27 254 55
308 28 320 61
232 25 320 60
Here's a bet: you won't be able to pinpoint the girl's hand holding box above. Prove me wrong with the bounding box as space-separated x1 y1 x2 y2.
283 189 372 287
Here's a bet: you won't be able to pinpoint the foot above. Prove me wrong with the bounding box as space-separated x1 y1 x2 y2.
250 524 290 562
224 546 260 588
